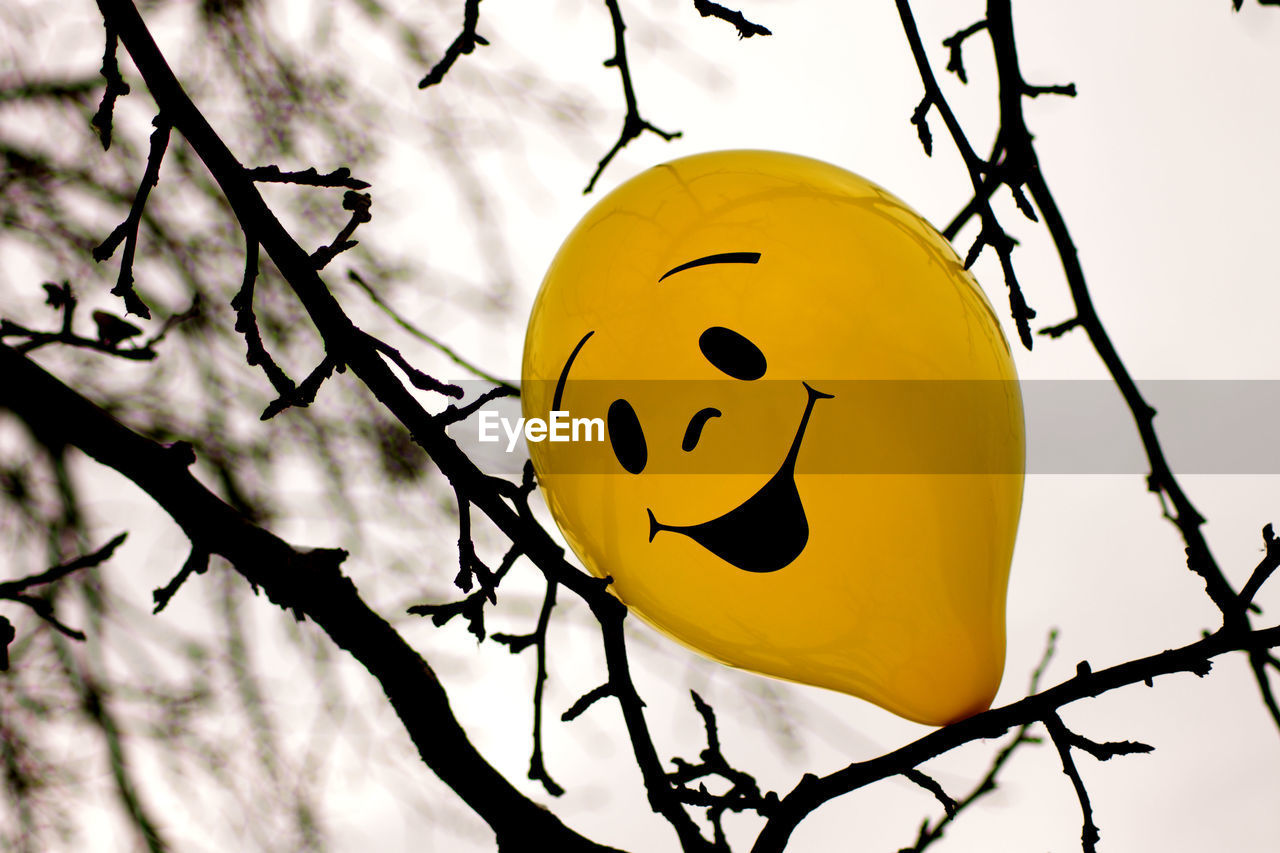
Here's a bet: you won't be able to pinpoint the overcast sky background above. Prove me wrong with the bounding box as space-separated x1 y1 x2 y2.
19 0 1280 850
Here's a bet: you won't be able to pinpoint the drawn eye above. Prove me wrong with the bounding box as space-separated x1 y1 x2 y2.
699 327 766 380
681 407 722 452
607 399 647 474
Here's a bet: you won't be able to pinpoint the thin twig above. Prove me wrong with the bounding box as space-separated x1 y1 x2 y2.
0 533 129 642
527 580 565 796
584 0 681 194
90 18 131 149
247 164 370 189
231 234 297 395
941 19 987 84
901 629 1057 852
310 190 372 269
1044 712 1100 853
92 113 171 318
3 339 625 853
749 622 1278 852
260 355 340 420
692 0 771 38
0 532 128 599
363 330 464 398
151 545 210 613
408 544 520 640
892 0 1034 347
419 0 488 88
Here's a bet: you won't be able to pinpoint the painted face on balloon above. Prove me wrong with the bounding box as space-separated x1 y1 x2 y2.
523 151 1024 726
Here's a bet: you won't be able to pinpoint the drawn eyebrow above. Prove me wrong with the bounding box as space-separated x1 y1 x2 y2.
552 330 594 412
658 252 761 282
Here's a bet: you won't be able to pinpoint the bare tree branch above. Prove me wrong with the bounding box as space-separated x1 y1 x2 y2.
584 0 682 194
0 341 625 853
419 0 489 89
692 0 771 38
750 622 1280 852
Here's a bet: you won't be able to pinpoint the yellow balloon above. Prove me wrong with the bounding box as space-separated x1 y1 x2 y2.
522 150 1023 726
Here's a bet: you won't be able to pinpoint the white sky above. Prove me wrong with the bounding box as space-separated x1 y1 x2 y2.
12 0 1280 850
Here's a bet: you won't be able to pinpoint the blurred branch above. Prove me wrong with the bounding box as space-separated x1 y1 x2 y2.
584 0 682 194
347 269 517 391
0 533 128 648
92 113 171 319
1 281 197 360
0 77 100 103
0 533 128 600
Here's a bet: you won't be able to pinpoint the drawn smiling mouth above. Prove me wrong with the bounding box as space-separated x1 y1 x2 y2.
646 382 834 573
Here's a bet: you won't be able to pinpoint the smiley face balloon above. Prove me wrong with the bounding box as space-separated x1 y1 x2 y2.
522 150 1023 726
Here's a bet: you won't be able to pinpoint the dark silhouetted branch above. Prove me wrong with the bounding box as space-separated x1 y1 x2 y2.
437 385 517 426
231 235 297 396
247 164 370 189
419 0 488 89
310 190 372 269
92 113 170 319
92 2 708 843
942 19 986 83
0 532 128 642
902 769 956 817
0 340 625 853
911 94 933 155
260 354 341 420
408 544 520 640
584 0 682 194
692 0 772 38
563 683 615 721
90 18 130 149
1044 712 1100 853
750 621 1280 852
491 579 566 797
1 280 194 360
0 533 128 599
363 330 464 398
667 691 779 849
1025 82 1076 98
151 544 210 614
893 0 1035 348
1240 524 1280 609
1038 316 1081 339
